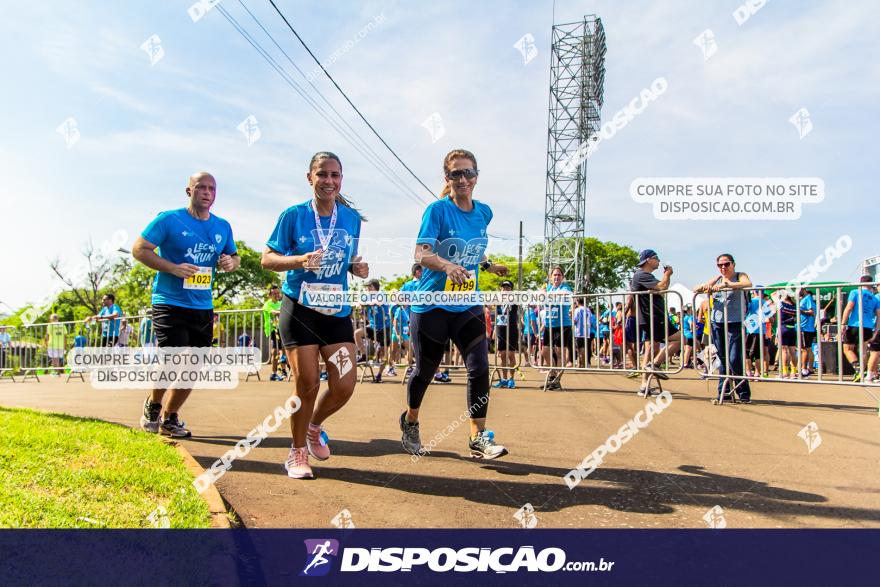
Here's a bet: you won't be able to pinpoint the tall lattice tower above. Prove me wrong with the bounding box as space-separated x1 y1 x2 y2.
543 16 606 292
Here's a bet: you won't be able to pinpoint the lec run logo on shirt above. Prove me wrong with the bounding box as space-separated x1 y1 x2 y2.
309 229 350 280
435 238 486 268
184 242 218 264
300 539 340 577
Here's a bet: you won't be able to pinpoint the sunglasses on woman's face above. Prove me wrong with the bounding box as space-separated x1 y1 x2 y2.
717 262 731 268
446 168 478 180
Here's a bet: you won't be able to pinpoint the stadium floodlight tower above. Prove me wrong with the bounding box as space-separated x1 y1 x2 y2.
543 15 606 293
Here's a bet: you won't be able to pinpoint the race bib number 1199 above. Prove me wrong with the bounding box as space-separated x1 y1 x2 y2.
444 270 476 292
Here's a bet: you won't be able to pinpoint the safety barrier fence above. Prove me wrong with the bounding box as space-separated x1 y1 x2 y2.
691 282 880 408
350 301 524 386
521 290 686 391
488 302 524 387
6 284 879 415
351 304 394 383
0 309 268 382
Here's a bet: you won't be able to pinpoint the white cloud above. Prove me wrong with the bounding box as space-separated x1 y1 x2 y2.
89 84 152 114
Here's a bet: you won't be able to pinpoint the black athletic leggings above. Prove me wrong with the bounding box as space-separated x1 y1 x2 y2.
408 306 490 419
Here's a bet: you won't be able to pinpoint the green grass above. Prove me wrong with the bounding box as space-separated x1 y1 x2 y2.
0 407 212 528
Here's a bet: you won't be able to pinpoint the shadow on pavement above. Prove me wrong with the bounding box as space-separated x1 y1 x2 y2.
189 451 880 523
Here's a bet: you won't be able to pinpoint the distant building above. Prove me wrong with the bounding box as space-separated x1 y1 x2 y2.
862 256 880 282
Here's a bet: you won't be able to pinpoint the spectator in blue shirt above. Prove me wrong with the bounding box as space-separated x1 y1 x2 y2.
573 298 592 367
0 326 11 369
840 276 880 381
798 288 817 377
522 305 539 364
682 304 696 368
355 279 390 382
86 293 123 347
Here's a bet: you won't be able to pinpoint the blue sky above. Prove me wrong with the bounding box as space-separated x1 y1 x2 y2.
1 0 878 311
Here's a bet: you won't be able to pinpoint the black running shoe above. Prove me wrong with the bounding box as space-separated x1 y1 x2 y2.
160 413 191 438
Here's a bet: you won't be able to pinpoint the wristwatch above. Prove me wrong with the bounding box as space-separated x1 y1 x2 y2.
480 260 491 271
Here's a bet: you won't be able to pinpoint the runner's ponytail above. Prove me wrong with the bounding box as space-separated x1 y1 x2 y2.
334 193 366 221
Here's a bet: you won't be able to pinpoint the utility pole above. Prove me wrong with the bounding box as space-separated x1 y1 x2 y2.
517 221 524 290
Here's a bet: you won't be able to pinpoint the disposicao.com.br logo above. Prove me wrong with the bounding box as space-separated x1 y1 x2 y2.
301 542 614 575
301 539 340 577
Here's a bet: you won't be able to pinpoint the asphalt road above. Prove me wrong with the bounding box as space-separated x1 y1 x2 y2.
2 367 878 529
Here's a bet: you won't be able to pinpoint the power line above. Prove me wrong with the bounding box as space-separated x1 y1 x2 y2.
216 5 422 206
266 0 437 200
215 5 430 209
235 0 428 207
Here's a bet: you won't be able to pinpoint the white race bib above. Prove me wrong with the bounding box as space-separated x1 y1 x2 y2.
183 267 212 290
299 281 342 315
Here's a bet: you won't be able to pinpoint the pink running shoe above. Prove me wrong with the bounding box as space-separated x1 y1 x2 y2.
285 446 314 479
306 423 331 461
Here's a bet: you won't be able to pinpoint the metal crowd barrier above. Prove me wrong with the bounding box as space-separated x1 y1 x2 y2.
1 309 270 383
351 303 395 383
522 290 685 392
0 325 21 381
693 282 880 410
488 303 524 386
350 298 497 386
213 309 265 380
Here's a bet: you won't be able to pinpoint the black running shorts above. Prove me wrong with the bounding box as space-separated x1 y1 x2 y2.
279 294 354 348
152 304 214 348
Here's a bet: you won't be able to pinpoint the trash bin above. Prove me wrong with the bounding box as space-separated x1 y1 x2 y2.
819 341 854 376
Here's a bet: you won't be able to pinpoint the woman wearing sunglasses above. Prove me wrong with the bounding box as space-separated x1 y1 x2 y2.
694 253 753 403
400 148 510 459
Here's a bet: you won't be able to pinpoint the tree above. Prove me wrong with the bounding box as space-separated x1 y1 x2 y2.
381 274 410 291
213 241 281 304
478 255 545 291
109 259 156 315
48 239 123 316
527 237 639 293
376 255 545 291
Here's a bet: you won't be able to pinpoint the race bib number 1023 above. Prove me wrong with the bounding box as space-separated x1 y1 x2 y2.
183 267 213 290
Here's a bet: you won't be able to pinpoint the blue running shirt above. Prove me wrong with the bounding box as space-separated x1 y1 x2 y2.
545 283 573 327
98 304 123 336
683 314 694 339
266 200 361 318
846 288 879 328
142 208 237 310
413 197 492 313
368 304 389 330
799 294 817 333
393 306 410 341
400 278 420 318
